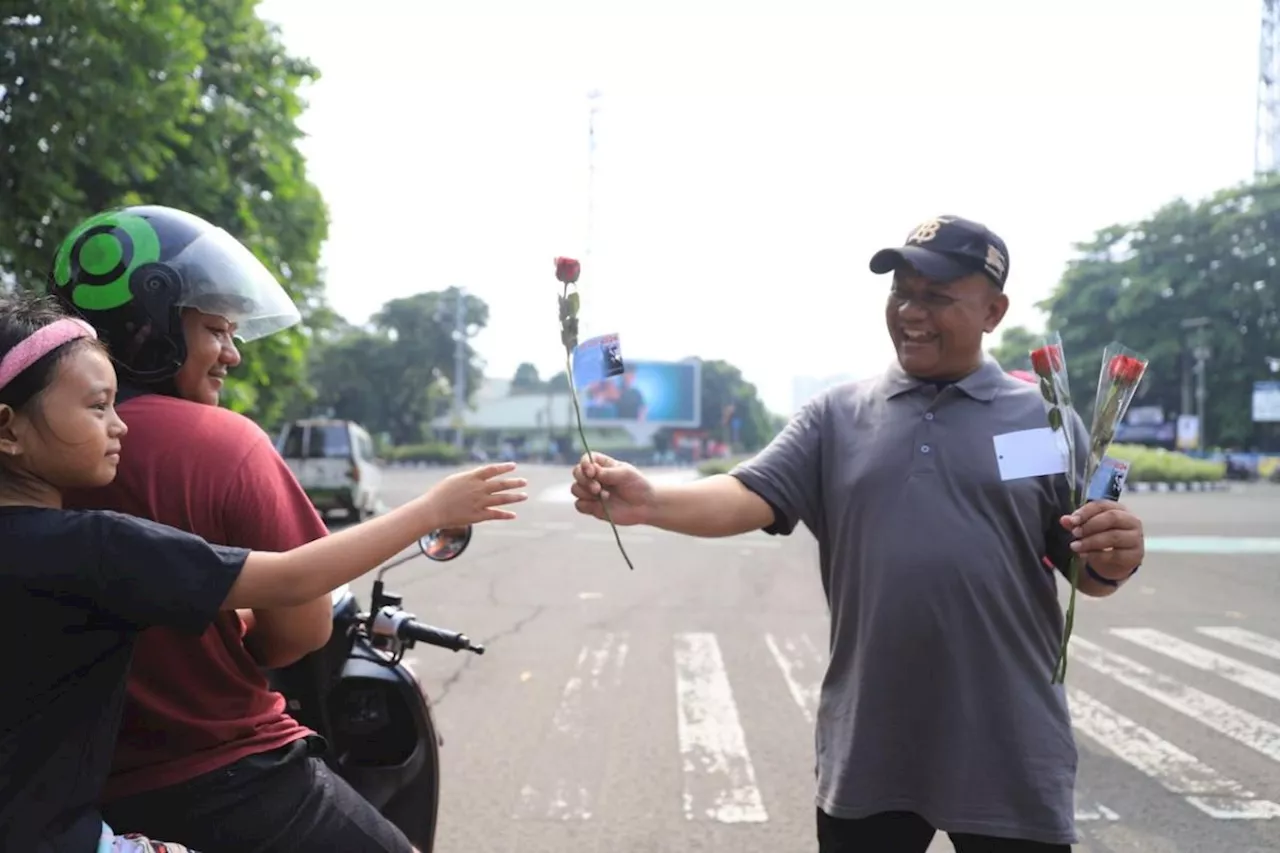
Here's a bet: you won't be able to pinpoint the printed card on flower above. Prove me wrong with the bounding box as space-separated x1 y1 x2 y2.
1086 456 1130 502
571 332 625 395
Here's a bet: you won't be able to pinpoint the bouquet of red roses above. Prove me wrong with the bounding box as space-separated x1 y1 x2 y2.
1030 334 1148 683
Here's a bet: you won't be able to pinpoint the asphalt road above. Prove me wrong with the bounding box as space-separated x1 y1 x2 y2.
347 465 1280 853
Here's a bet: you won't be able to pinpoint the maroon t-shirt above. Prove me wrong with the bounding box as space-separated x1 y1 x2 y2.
64 394 325 799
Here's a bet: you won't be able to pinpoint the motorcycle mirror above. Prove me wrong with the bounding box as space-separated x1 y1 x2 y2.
418 525 472 562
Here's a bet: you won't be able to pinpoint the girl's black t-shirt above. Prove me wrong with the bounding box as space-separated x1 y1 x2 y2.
0 506 248 852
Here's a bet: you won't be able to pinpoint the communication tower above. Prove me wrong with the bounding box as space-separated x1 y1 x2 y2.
1256 0 1280 174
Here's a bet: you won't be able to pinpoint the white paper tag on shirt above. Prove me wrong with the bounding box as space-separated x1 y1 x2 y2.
992 428 1068 481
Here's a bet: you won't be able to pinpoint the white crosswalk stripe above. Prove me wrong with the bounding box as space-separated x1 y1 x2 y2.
1110 627 1280 703
1070 635 1280 765
513 632 629 820
1197 626 1280 663
504 624 1280 832
1069 687 1280 819
674 632 769 823
764 632 824 724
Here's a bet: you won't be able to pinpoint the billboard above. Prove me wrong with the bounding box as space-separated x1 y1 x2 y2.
1253 380 1280 423
572 343 701 427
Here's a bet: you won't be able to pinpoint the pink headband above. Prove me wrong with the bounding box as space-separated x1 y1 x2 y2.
0 318 98 393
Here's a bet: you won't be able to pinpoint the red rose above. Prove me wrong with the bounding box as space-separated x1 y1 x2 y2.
554 256 581 285
1030 345 1063 376
1107 354 1145 385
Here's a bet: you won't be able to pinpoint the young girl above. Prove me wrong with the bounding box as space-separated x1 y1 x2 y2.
0 294 528 852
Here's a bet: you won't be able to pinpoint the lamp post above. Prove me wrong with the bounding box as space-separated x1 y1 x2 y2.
1181 317 1211 451
432 287 479 450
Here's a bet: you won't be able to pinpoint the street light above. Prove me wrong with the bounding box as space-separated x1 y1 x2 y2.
1180 317 1211 450
433 287 480 450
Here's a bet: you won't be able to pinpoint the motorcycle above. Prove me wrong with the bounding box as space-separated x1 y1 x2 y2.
270 525 482 853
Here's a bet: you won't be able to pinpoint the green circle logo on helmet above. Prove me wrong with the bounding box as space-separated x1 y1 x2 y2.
48 204 302 386
52 210 165 312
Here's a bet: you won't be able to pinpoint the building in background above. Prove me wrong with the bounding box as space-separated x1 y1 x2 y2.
428 360 704 463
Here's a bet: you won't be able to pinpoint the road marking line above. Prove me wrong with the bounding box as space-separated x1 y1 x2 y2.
537 485 577 504
1073 800 1121 822
764 632 825 724
1142 536 1280 554
1111 628 1280 702
513 632 629 821
1196 627 1280 663
1069 687 1279 819
702 537 782 550
537 470 700 505
484 528 548 539
674 632 768 823
1182 797 1280 819
1070 637 1280 765
574 532 655 544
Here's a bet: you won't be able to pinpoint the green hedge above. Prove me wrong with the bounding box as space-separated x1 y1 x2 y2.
384 442 464 465
695 445 1223 484
1108 444 1225 483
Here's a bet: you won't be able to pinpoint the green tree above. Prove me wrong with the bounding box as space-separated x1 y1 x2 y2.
987 324 1041 372
307 288 490 444
510 362 543 393
652 359 779 453
545 370 570 392
307 331 396 431
2 1 204 283
1040 176 1280 448
694 359 776 450
2 0 329 429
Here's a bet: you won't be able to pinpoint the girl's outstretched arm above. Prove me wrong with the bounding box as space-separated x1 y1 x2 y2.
222 463 526 610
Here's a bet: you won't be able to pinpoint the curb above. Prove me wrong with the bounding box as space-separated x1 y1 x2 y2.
1129 481 1231 494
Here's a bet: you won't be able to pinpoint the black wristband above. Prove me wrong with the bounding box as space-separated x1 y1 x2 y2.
1085 562 1140 588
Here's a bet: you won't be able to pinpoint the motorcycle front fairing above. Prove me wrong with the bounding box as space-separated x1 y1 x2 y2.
327 634 440 807
332 636 442 849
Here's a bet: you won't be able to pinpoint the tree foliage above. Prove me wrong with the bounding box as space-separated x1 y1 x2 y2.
650 358 777 453
307 288 490 445
510 362 543 393
507 363 569 394
1039 176 1280 448
987 324 1041 373
695 359 778 451
2 0 329 427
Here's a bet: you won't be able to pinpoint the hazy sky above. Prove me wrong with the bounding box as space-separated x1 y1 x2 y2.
255 0 1260 415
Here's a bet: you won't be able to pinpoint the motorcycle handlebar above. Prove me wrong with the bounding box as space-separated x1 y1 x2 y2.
399 619 485 655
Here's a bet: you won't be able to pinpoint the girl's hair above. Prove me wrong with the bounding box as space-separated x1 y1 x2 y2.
0 292 104 413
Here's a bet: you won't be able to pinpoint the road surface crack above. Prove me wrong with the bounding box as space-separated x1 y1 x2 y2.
429 605 547 707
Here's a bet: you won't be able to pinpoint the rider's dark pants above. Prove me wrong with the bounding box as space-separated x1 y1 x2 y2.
817 808 1071 853
101 737 415 853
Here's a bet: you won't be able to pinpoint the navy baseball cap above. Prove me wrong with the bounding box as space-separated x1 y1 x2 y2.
869 215 1010 290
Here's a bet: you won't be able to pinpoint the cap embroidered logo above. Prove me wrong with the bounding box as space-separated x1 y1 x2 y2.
984 244 1007 280
907 217 955 245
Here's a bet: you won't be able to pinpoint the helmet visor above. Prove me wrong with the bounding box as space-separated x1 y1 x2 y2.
168 227 302 342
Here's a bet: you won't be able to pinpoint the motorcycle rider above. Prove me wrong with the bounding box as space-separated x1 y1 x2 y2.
55 204 419 852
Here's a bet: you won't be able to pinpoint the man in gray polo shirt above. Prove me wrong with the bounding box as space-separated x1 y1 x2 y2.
569 215 1147 852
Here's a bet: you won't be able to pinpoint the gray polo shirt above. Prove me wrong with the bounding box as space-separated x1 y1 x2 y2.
731 355 1089 845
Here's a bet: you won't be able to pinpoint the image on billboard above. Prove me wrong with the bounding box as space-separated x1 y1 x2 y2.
573 356 701 427
1253 380 1280 423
